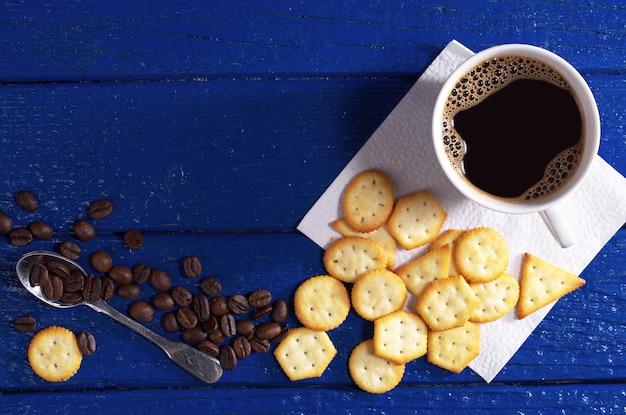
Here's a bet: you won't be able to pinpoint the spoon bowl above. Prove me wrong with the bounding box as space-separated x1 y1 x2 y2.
16 250 223 383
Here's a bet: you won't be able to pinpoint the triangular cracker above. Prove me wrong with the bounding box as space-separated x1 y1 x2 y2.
395 245 451 298
518 253 586 319
331 218 397 269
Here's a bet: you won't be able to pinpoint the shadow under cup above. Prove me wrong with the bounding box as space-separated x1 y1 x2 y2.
432 44 600 217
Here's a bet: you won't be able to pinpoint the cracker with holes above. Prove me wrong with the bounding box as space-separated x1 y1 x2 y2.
331 218 397 269
343 169 395 233
395 244 451 298
323 236 387 283
351 269 407 321
294 275 351 331
28 326 83 382
427 321 480 374
416 275 479 331
274 327 337 381
517 253 585 319
469 272 520 323
386 190 447 250
373 310 428 364
349 339 405 394
429 228 465 277
454 227 509 283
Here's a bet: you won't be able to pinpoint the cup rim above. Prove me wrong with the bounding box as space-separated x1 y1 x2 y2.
431 43 600 214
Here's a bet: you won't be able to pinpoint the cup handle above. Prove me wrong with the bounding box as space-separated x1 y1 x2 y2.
539 205 575 248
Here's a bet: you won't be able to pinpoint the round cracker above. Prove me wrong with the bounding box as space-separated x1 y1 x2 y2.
454 227 509 283
294 275 350 331
323 236 387 283
343 169 394 232
349 339 405 394
351 269 406 321
469 272 520 323
28 326 83 382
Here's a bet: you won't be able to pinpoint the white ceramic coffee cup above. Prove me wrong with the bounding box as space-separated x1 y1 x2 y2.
432 44 600 248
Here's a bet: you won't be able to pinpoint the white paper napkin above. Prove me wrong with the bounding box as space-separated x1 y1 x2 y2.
297 40 626 383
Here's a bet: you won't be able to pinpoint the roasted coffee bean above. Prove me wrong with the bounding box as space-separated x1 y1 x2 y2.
13 315 36 332
271 300 289 323
15 190 38 212
59 241 81 260
200 276 222 297
201 315 219 333
83 276 103 302
192 294 211 322
183 255 202 278
29 263 48 287
61 291 83 305
171 286 192 307
43 275 64 301
28 221 53 240
209 296 228 317
220 314 236 337
108 265 133 285
123 229 144 249
73 219 96 242
236 320 256 339
182 326 208 344
207 328 225 345
47 261 70 280
101 277 115 301
90 251 113 273
249 337 270 354
89 199 113 220
129 300 154 323
272 325 290 343
132 263 151 284
64 271 85 292
228 294 250 314
162 311 180 333
77 331 97 356
233 336 252 359
253 304 273 320
196 340 219 357
0 211 12 235
176 307 198 329
248 289 272 308
9 228 33 246
152 292 175 310
218 345 237 370
255 322 282 340
117 283 141 300
150 268 172 292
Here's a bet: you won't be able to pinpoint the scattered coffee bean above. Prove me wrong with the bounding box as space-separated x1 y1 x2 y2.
171 286 192 307
271 300 288 323
255 322 282 340
76 331 97 356
59 241 82 260
201 315 219 333
123 229 144 249
129 300 154 323
117 283 141 300
272 325 290 343
101 277 115 301
196 340 219 357
207 328 225 344
152 292 175 310
200 276 222 296
89 199 113 220
253 304 273 320
162 311 180 333
73 219 96 242
192 294 211 322
27 221 53 240
228 294 250 314
249 337 270 354
220 314 236 337
15 190 38 212
176 307 198 329
132 263 151 284
235 320 256 339
29 263 48 287
209 296 228 317
13 315 36 332
0 211 13 235
64 271 85 292
108 265 133 285
182 326 207 344
183 256 202 278
248 289 272 308
90 250 113 273
150 268 172 292
9 228 33 246
219 345 238 370
233 336 251 359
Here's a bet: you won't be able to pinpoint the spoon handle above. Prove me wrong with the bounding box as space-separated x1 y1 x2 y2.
86 299 223 383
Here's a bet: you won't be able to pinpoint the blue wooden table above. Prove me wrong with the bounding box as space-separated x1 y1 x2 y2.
1 1 625 414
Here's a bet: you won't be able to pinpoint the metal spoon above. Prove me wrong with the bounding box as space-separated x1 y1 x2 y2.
16 250 223 383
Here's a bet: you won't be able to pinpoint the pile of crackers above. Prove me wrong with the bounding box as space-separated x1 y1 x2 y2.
275 170 586 393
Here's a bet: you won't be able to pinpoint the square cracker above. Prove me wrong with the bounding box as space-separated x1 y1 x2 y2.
386 190 446 250
373 310 428 364
416 275 479 331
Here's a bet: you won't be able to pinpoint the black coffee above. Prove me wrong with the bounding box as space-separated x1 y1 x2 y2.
440 54 584 201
